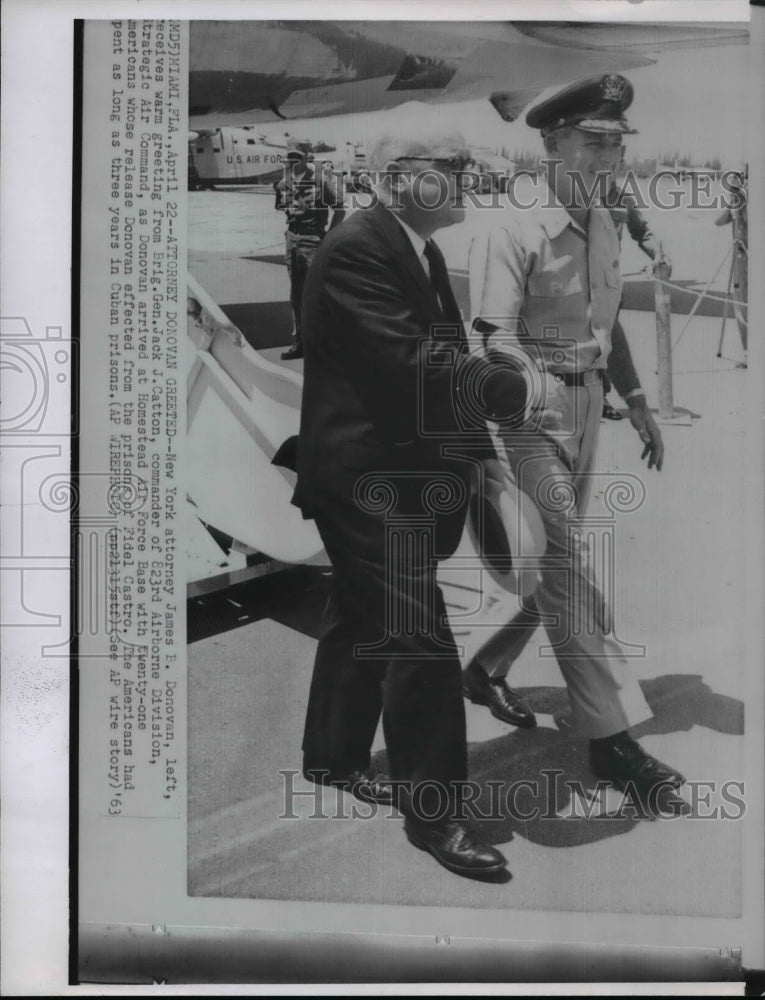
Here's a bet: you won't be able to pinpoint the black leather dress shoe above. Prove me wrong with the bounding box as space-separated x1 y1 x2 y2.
281 344 304 360
590 731 689 815
405 819 510 881
462 661 536 728
602 397 623 420
303 766 394 806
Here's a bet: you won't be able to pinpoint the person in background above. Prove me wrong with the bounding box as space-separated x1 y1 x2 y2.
601 166 672 418
274 140 346 360
714 167 748 367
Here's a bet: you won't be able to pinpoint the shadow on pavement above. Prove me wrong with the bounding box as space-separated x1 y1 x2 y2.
634 673 744 737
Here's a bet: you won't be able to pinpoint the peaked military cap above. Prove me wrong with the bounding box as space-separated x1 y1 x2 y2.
526 74 638 136
285 137 308 160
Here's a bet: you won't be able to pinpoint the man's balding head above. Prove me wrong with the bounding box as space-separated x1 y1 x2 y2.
368 130 470 173
367 128 471 236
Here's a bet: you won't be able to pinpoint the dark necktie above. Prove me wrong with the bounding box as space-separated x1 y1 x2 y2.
423 239 463 327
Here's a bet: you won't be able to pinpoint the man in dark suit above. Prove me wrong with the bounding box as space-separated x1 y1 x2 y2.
294 130 542 881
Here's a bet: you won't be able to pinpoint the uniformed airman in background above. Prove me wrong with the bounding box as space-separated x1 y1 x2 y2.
715 166 748 366
602 167 672 418
274 139 346 360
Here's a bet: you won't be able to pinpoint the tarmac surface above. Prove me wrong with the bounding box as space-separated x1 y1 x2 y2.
187 187 752 916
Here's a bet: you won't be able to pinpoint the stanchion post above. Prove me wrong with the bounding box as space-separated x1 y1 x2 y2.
654 244 674 419
732 192 748 352
717 249 735 357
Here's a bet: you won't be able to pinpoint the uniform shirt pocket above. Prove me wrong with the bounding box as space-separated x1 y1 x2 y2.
528 266 584 298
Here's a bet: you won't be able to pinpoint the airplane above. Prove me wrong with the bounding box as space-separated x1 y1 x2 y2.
185 19 749 590
189 20 747 129
188 127 290 189
188 128 363 191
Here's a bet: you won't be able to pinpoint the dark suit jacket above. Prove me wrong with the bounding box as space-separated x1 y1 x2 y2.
293 203 528 548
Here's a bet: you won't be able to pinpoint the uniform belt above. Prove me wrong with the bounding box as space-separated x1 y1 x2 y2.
550 369 603 387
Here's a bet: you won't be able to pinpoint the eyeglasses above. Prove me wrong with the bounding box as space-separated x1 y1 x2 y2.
393 154 472 173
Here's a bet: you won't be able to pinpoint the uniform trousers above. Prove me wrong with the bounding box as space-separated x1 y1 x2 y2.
479 376 652 738
285 231 323 347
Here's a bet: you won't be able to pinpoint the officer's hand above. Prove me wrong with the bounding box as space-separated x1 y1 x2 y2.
531 372 569 429
628 396 664 471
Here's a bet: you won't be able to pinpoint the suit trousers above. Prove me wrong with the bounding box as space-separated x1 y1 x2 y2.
478 378 652 738
301 475 469 822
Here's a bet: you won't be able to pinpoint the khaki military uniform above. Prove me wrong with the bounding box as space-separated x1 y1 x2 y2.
468 176 652 737
275 164 344 347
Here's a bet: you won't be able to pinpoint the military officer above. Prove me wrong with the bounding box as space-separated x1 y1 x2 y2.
466 74 687 814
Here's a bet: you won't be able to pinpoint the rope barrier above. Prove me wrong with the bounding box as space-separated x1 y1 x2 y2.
669 245 733 352
647 243 750 353
652 275 748 309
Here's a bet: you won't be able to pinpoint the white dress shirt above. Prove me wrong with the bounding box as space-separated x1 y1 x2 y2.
388 210 430 278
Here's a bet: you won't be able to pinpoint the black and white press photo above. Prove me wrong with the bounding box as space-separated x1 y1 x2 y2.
184 18 757 916
2 2 764 992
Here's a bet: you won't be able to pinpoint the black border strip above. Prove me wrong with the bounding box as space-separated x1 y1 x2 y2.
77 925 744 984
69 16 84 988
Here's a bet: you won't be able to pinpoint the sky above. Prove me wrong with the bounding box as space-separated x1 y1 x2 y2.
255 40 749 171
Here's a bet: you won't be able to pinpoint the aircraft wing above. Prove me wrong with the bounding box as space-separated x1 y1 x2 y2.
189 20 661 128
514 21 748 53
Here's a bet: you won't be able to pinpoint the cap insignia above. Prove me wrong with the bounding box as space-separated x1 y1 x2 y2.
601 75 626 103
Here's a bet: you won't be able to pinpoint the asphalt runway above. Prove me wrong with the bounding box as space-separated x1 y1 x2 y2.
187 188 750 915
